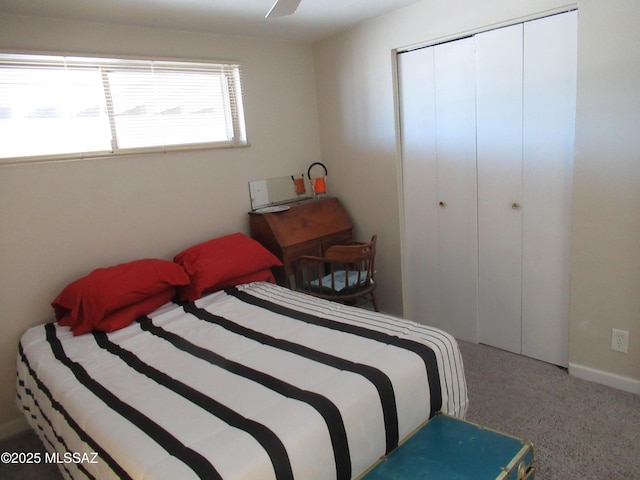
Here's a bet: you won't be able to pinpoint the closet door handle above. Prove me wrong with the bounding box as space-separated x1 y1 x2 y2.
512 202 521 210
439 201 447 207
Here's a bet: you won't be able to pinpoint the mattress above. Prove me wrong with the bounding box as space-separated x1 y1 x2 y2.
17 282 468 480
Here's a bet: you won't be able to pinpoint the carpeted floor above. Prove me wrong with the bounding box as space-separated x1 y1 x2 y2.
2 341 638 479
0 426 62 480
459 340 640 479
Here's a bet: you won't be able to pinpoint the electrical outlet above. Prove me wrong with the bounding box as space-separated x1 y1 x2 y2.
611 329 629 353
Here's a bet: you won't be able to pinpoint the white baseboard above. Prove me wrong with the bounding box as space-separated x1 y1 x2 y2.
0 416 28 441
569 363 640 395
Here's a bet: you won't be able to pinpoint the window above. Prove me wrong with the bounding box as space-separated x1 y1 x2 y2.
0 54 247 163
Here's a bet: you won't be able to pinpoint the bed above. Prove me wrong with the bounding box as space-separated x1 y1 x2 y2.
16 234 467 480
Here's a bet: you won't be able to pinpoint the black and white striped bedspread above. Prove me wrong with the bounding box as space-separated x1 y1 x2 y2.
17 282 467 480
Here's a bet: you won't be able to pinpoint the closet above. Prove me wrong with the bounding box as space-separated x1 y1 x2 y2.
399 11 577 366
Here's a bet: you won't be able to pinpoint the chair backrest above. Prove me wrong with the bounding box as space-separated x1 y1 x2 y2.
293 235 378 310
324 235 376 268
323 235 376 289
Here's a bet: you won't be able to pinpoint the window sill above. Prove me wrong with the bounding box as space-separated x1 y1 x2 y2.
0 140 250 167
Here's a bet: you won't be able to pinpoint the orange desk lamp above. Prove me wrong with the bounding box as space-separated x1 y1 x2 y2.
291 174 306 196
307 162 327 198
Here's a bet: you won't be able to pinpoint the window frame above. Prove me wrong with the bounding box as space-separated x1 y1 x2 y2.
0 52 249 165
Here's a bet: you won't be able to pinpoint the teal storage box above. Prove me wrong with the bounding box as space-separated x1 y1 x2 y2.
361 414 534 479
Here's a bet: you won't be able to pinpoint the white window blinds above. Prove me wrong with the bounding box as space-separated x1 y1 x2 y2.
0 54 247 162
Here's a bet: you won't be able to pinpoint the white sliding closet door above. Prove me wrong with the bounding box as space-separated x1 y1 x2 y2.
476 24 524 354
399 39 478 342
398 48 440 332
476 13 576 365
432 39 479 342
521 12 577 366
399 12 576 366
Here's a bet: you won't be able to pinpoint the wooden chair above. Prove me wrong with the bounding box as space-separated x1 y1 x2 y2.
293 235 379 311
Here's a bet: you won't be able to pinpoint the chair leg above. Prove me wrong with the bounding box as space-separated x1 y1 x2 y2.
371 292 379 312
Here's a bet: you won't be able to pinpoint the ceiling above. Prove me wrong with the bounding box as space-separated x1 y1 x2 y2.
0 0 424 43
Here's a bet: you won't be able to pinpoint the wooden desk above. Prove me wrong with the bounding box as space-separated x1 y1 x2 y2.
249 197 353 285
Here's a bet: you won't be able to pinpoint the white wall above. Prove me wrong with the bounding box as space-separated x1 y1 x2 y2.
314 0 640 389
0 14 322 435
568 0 640 390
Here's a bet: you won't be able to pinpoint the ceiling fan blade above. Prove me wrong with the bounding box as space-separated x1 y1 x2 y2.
266 0 302 18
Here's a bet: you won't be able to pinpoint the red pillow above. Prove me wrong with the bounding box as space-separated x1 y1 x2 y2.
174 233 282 301
92 288 176 334
200 268 276 297
52 259 189 335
